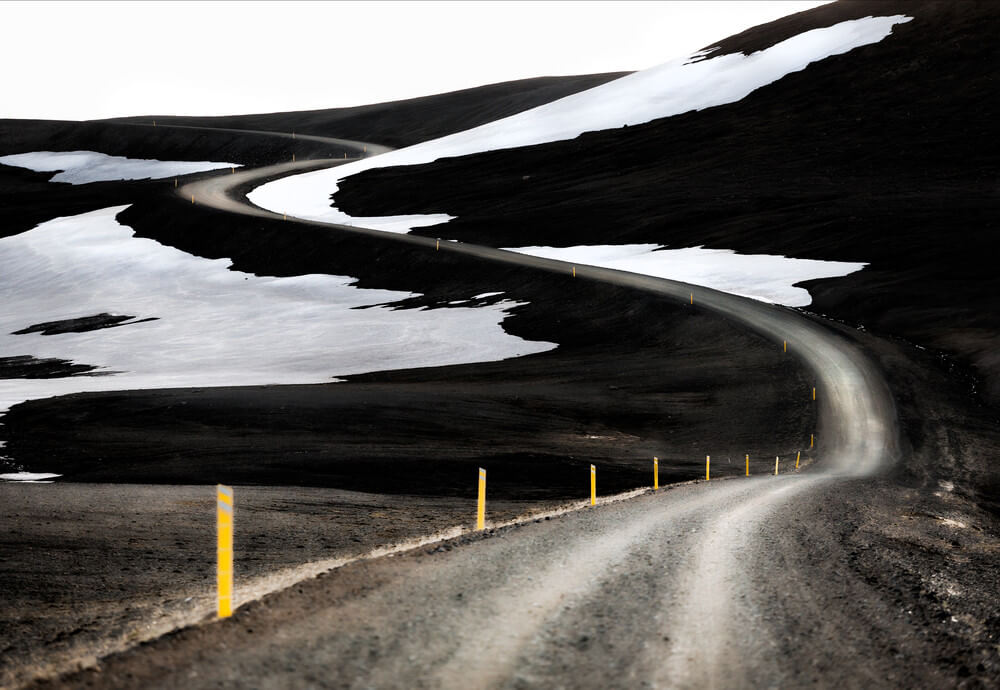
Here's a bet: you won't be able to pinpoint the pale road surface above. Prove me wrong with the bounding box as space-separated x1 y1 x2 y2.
80 125 906 687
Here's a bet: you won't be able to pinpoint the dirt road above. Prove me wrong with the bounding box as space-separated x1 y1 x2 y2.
42 473 965 689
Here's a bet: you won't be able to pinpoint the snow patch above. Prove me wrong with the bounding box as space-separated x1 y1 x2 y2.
0 472 61 482
0 207 555 417
503 244 866 307
0 151 240 184
248 15 911 233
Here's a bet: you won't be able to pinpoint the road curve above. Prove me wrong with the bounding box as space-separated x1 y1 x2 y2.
182 148 898 479
127 129 906 687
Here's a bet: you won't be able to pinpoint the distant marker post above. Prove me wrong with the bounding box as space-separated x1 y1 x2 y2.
706 455 710 481
774 456 779 475
783 340 787 353
590 465 596 506
813 387 816 401
653 457 659 490
796 450 801 469
810 433 814 449
745 453 749 477
572 266 576 278
216 484 233 618
476 468 486 530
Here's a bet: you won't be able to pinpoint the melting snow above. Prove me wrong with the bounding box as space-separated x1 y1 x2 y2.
0 151 240 184
248 14 911 232
0 206 555 417
503 244 866 307
0 472 61 482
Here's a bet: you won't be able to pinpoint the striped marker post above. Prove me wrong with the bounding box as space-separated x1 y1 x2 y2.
653 457 659 490
590 465 596 506
476 468 486 530
217 484 234 618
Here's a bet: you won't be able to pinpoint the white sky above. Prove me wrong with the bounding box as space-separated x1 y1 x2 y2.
1 1 829 121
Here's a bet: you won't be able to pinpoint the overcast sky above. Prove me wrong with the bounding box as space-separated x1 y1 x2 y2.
1 1 829 121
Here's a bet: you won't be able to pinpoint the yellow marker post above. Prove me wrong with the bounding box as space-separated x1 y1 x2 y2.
706 455 710 481
216 484 233 618
745 453 749 477
810 433 814 449
476 468 486 530
436 239 440 251
812 387 816 401
690 293 693 305
796 450 801 469
774 456 779 475
590 464 596 506
231 167 235 174
191 194 194 204
653 457 659 490
783 340 787 353
572 266 576 278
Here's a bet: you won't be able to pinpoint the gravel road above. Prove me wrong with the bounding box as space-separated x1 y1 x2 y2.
40 474 963 689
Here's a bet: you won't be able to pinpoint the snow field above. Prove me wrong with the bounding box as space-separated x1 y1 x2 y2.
503 245 866 307
0 151 241 184
0 207 556 418
247 15 911 231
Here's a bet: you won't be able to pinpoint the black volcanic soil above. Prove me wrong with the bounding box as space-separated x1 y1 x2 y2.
334 0 1000 410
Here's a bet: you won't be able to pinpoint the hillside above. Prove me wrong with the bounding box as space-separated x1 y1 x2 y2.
334 0 1000 414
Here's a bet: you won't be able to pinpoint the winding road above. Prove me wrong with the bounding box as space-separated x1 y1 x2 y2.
77 126 906 687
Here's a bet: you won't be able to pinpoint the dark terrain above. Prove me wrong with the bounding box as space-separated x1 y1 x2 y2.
335 1 1000 411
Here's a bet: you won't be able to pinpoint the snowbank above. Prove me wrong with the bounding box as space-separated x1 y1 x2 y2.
0 207 555 416
248 15 911 230
0 151 240 184
503 244 866 307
